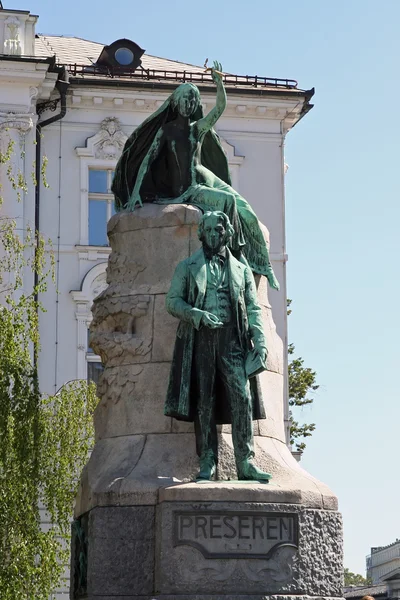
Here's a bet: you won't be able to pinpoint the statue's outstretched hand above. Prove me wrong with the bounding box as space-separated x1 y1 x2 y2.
204 59 223 84
211 60 223 84
201 311 223 328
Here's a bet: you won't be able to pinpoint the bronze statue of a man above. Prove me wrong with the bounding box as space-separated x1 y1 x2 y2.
165 210 271 482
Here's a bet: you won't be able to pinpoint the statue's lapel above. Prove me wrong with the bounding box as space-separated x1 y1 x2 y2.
228 250 245 301
188 249 207 306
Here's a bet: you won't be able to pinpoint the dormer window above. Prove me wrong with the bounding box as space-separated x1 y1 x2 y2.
94 38 144 71
115 47 134 66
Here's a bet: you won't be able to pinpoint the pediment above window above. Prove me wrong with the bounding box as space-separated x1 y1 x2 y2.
75 117 128 160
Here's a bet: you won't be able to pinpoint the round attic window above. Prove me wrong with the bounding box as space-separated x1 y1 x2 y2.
115 47 134 65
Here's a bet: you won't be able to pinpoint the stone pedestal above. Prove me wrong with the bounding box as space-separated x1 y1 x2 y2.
71 204 343 600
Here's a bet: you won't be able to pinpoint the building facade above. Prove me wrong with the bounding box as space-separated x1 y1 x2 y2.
367 541 400 585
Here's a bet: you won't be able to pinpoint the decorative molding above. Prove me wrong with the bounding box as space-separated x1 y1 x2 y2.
76 245 112 262
219 130 284 143
75 119 124 245
70 263 108 379
29 86 39 106
68 91 306 127
270 252 288 263
0 111 33 133
75 116 128 160
219 137 244 191
4 16 21 56
220 138 244 166
71 262 108 304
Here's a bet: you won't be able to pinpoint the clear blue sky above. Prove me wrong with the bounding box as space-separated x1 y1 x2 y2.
17 0 400 575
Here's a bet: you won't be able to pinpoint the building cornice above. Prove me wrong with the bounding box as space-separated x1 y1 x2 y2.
68 79 313 130
0 57 58 110
69 75 310 98
65 86 309 132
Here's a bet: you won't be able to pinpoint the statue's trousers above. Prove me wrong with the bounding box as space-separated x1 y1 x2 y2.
193 325 254 465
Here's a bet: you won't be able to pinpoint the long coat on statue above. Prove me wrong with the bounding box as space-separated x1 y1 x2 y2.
164 247 267 424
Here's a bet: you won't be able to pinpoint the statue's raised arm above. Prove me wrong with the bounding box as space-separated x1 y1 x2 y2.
195 60 227 134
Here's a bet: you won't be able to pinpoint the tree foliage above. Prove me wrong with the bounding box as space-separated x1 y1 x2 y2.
287 299 319 452
0 131 97 599
344 568 371 586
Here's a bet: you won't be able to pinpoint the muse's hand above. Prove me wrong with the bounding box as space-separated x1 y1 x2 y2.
126 191 143 212
210 60 223 84
267 271 280 291
201 311 223 328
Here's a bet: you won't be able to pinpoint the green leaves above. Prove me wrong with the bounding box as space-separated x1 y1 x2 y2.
0 264 97 598
0 141 97 599
344 568 371 586
287 300 319 453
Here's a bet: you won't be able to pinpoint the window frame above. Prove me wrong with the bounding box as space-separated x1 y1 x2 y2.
86 348 104 384
77 157 117 246
88 167 115 246
70 263 108 381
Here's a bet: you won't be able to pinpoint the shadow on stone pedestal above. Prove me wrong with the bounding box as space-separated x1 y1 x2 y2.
71 205 344 600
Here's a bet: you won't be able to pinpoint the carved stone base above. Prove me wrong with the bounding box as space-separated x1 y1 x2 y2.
73 488 343 599
72 205 343 599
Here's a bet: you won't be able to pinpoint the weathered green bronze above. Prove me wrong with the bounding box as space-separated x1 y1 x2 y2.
112 61 279 289
71 517 88 598
165 211 272 482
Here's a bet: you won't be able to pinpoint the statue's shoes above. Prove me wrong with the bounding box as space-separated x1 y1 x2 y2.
196 458 216 481
237 460 272 482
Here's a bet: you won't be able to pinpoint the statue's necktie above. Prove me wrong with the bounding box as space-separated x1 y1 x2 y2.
209 255 223 285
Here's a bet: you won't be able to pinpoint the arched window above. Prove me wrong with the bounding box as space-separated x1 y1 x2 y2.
70 263 108 382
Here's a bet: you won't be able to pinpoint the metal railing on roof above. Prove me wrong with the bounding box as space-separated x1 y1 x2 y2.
64 63 298 89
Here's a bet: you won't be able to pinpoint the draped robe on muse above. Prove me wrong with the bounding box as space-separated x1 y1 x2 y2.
111 93 277 279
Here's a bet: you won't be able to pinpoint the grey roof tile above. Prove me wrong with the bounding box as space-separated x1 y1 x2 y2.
35 34 205 72
344 584 388 598
34 34 302 94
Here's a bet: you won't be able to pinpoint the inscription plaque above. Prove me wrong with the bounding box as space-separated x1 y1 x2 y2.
173 511 298 559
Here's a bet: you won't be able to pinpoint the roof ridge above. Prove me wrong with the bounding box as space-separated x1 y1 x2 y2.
38 34 56 55
37 33 104 46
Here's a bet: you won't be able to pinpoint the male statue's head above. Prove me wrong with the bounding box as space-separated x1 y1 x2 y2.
171 83 201 118
198 211 234 255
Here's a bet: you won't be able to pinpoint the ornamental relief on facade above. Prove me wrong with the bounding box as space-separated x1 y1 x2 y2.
0 111 33 133
3 16 21 56
76 117 128 160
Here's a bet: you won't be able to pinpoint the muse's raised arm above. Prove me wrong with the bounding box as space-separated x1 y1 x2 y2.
195 61 226 135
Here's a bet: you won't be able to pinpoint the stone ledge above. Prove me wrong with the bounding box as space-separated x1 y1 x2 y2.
108 203 202 234
159 482 334 508
74 434 338 517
